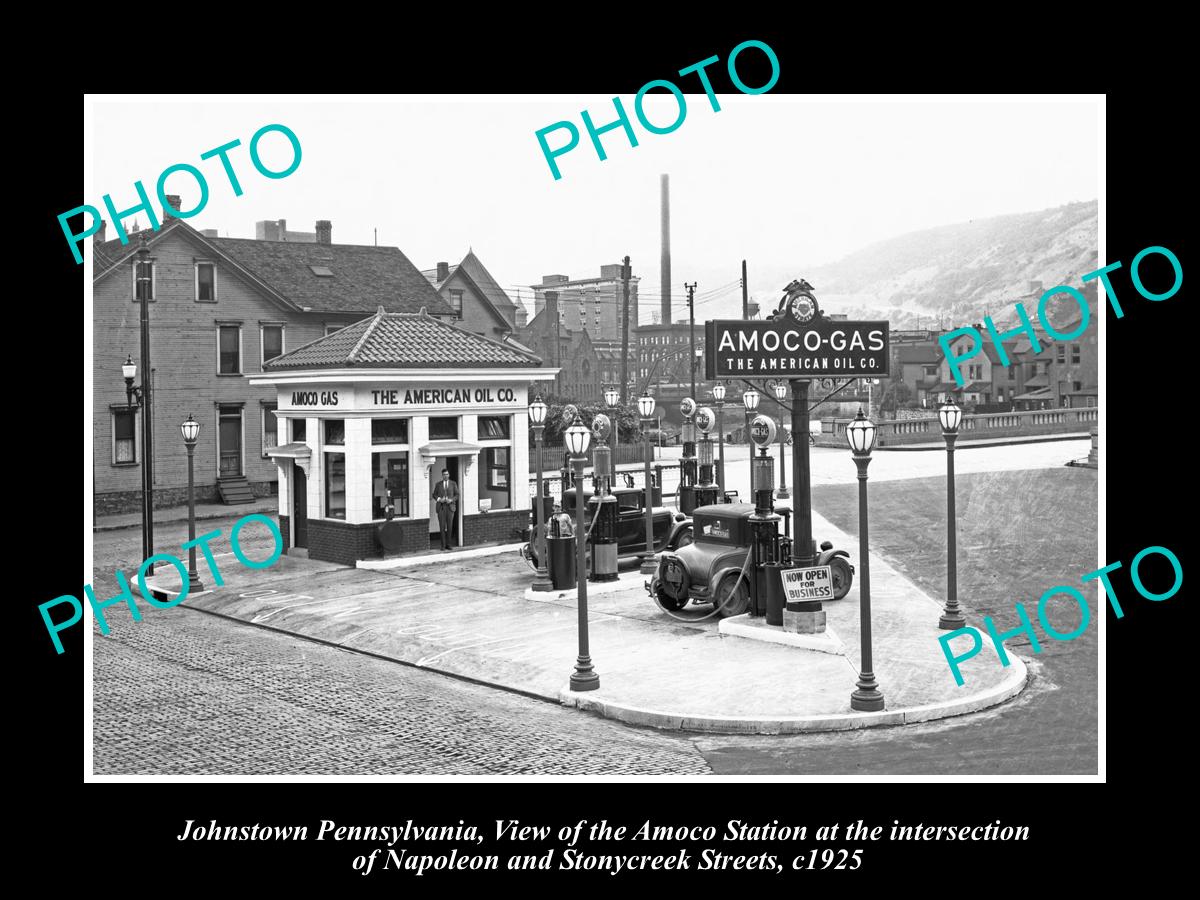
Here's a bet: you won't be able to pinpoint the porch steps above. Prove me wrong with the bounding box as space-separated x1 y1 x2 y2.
217 475 256 505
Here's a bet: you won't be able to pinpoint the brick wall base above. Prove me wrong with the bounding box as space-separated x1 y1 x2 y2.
94 480 278 517
463 509 528 546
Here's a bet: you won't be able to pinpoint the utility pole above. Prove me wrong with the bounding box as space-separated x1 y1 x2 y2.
136 240 155 574
685 282 697 400
741 260 748 319
620 256 631 404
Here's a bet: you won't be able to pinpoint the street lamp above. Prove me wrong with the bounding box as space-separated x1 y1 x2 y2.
604 384 620 461
565 415 599 691
179 414 204 592
743 387 759 493
121 353 155 574
528 394 552 592
938 400 966 630
772 381 789 500
712 382 727 498
638 390 658 575
847 407 884 712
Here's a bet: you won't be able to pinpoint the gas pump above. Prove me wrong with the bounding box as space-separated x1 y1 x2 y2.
679 397 698 514
693 406 719 507
588 413 619 583
748 414 782 618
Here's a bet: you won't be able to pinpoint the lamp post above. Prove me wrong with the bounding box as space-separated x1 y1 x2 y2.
565 415 599 691
938 400 966 629
712 382 727 498
179 414 204 592
847 407 884 712
772 381 789 500
743 386 759 495
529 395 552 592
638 391 658 575
604 385 620 451
122 353 155 575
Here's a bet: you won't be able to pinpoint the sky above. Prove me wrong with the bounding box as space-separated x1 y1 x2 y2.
88 95 1100 324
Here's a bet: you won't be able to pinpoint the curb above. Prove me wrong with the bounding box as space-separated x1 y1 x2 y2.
557 656 1028 734
874 433 1091 452
93 505 275 533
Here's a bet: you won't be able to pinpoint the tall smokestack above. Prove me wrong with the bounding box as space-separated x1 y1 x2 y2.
660 174 672 325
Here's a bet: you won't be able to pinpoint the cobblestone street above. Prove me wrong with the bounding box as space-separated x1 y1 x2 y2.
92 609 710 775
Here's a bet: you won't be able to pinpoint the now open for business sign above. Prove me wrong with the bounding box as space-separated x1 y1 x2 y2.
704 317 890 378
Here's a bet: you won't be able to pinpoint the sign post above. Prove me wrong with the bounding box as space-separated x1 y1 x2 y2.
705 280 890 568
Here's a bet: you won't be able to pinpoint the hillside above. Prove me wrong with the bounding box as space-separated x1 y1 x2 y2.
765 201 1098 328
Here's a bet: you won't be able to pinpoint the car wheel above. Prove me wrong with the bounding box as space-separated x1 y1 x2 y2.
674 527 694 549
829 556 853 600
713 572 750 618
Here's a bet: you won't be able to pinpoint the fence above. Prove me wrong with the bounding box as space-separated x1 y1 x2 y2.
815 406 1099 447
529 441 664 472
529 460 684 507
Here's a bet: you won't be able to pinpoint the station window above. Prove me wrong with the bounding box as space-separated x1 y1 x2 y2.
291 418 306 442
479 416 510 439
325 452 346 519
372 451 410 520
429 417 458 440
372 418 409 444
486 447 510 491
324 419 345 446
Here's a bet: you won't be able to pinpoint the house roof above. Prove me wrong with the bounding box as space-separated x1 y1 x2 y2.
94 218 452 317
263 307 542 370
207 237 451 316
1014 387 1053 401
1024 373 1050 388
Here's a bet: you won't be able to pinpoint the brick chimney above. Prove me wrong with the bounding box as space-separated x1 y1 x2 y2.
315 220 332 245
436 261 450 282
163 194 182 218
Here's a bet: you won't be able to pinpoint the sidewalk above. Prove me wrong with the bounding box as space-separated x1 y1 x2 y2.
94 497 278 532
138 504 1026 734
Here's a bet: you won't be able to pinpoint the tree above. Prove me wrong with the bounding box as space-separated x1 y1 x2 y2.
531 392 645 448
878 381 912 417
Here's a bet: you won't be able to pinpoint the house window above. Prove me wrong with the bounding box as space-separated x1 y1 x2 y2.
429 417 458 440
1073 381 1083 392
111 407 137 465
1056 345 1066 363
371 418 409 444
217 325 241 374
324 419 345 446
486 447 510 490
324 323 343 337
1008 364 1017 380
325 452 346 519
1071 344 1081 364
1086 396 1097 408
449 289 464 318
291 418 307 442
261 324 285 366
132 259 154 301
372 451 410 520
262 404 278 456
479 416 510 439
196 262 216 301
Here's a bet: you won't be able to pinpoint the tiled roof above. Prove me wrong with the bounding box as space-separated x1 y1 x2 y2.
92 218 453 317
264 307 543 370
208 237 452 316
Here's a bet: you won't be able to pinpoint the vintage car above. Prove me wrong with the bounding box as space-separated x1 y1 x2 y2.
648 502 854 617
521 483 693 570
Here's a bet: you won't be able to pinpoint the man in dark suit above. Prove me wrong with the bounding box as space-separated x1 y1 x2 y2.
433 468 459 550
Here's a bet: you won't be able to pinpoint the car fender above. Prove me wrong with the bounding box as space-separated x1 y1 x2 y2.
817 548 851 567
709 564 747 594
666 517 693 548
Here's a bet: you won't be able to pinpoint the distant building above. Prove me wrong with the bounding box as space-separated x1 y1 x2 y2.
517 292 602 401
422 250 523 341
255 218 325 243
530 264 639 344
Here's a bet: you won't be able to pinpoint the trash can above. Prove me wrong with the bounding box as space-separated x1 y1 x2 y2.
763 563 786 626
546 534 576 589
